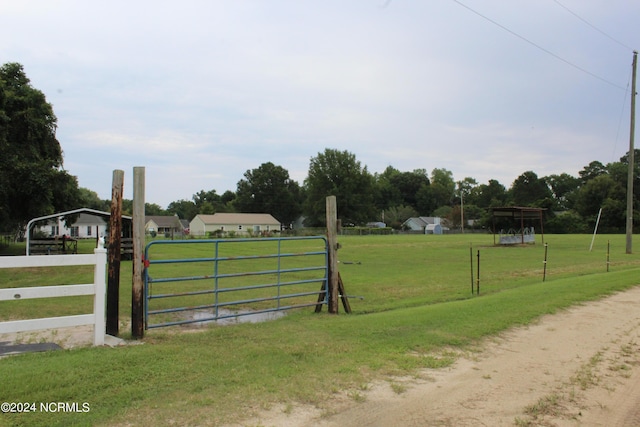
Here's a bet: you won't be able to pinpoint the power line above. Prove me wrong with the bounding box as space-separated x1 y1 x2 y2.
611 68 633 163
451 0 627 91
552 0 634 52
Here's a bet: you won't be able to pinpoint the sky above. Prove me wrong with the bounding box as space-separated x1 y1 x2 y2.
1 1 639 208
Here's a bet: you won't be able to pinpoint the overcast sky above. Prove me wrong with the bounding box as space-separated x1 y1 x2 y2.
1 1 638 208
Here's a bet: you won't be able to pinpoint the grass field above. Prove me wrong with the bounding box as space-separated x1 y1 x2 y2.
1 233 639 426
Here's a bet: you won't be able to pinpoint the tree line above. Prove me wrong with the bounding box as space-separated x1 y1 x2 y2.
2 62 638 235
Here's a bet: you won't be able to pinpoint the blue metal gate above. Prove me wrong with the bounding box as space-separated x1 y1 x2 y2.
143 236 328 329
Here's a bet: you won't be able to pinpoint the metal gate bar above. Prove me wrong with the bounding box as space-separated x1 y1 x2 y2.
144 236 328 329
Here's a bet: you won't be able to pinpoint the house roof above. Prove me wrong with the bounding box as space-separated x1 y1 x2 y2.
402 217 439 228
491 207 546 220
145 215 183 229
194 213 281 225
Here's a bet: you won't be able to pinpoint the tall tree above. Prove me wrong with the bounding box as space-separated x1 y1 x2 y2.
234 162 301 225
373 166 403 211
574 174 626 230
578 161 607 183
303 149 376 226
192 189 228 213
166 199 199 221
544 173 580 210
0 62 80 233
77 187 110 211
429 168 456 209
510 171 553 207
391 169 430 211
468 179 508 208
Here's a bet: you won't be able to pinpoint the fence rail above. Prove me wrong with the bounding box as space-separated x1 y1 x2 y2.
0 243 107 346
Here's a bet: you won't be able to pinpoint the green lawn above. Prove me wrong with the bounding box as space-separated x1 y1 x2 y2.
0 233 638 426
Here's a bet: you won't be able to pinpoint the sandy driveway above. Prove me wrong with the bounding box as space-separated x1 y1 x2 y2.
239 286 640 427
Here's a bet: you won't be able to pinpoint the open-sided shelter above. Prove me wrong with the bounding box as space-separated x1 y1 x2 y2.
491 206 546 245
26 208 132 255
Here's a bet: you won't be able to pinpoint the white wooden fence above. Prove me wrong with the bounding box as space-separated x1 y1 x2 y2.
0 242 107 346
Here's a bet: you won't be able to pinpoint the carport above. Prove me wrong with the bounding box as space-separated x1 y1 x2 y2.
25 208 132 255
491 207 546 245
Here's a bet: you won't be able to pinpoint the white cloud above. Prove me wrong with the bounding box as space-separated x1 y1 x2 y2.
2 0 638 208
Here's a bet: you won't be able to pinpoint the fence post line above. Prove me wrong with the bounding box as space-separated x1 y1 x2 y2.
93 241 107 346
470 243 474 295
326 195 339 314
131 166 145 339
107 169 124 336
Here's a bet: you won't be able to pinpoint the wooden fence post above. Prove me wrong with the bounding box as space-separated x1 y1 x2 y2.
131 167 145 339
106 169 124 336
326 196 339 314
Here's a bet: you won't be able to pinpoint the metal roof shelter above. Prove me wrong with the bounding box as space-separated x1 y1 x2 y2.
26 208 132 255
491 206 546 245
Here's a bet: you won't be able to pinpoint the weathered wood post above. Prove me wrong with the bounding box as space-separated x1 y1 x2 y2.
131 166 145 338
106 169 124 336
326 195 339 314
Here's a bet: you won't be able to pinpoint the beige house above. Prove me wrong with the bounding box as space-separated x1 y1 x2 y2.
145 215 185 237
189 213 281 237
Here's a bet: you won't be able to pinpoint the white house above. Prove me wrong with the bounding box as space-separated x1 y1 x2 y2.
402 216 447 234
38 212 108 238
189 213 281 237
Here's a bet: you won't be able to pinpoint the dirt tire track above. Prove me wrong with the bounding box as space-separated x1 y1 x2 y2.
238 286 640 427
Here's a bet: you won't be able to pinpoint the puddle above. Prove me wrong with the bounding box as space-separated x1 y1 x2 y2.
188 308 286 327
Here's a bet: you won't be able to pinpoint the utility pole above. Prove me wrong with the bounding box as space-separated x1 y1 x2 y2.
626 50 637 254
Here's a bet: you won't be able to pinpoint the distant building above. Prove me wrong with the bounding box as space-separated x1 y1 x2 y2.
366 222 387 228
145 215 185 237
402 217 447 234
189 213 281 237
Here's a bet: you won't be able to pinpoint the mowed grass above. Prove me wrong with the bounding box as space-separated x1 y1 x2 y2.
0 233 639 426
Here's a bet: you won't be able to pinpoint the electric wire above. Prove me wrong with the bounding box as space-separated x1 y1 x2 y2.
451 0 627 91
611 67 633 163
552 0 634 52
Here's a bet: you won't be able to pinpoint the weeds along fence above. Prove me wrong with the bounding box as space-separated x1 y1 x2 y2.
144 236 329 329
0 242 107 346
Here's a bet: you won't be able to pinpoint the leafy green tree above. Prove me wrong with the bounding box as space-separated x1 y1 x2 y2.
234 162 301 225
374 167 431 214
391 169 430 211
383 205 417 229
509 171 553 207
77 188 110 211
579 161 607 183
0 62 80 233
221 190 236 206
429 168 456 210
303 149 376 226
544 173 580 210
574 174 625 231
545 211 587 234
611 149 640 204
193 189 229 213
145 203 166 216
166 199 199 221
373 166 403 211
468 179 508 208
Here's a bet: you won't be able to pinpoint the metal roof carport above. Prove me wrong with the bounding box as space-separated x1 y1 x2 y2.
25 208 132 255
491 207 546 245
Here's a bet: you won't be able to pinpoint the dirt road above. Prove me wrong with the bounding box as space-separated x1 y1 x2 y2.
240 286 640 427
